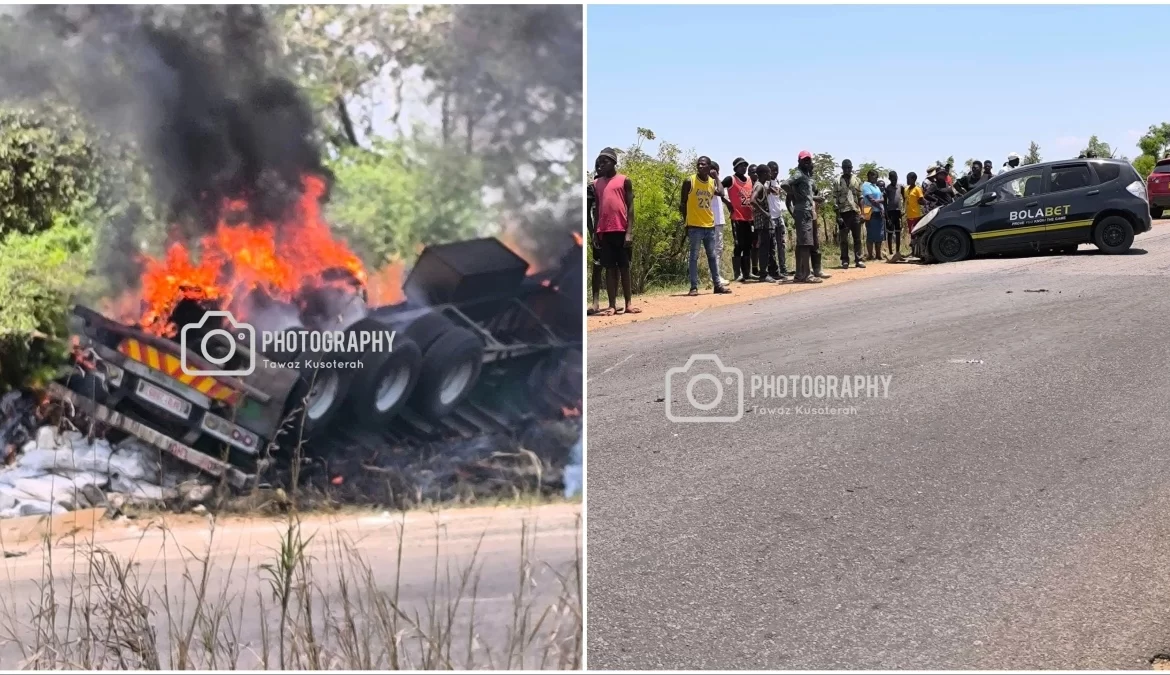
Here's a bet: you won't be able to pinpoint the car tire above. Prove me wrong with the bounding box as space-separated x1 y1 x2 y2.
928 227 971 263
343 325 422 427
411 327 483 419
1152 206 1165 219
1093 216 1135 255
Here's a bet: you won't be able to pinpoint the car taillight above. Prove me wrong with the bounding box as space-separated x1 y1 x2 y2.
1126 180 1148 202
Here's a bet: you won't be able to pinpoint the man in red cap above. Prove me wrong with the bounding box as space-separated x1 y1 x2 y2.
790 151 831 283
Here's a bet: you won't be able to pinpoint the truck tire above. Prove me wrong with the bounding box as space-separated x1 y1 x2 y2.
1093 215 1134 255
401 310 455 353
289 349 354 437
343 326 422 426
411 327 483 419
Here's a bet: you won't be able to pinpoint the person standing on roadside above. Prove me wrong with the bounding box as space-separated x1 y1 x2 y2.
790 151 832 284
954 160 988 195
747 163 760 277
944 161 955 187
679 156 732 297
720 164 740 281
898 170 925 261
726 157 755 283
592 148 639 315
767 160 791 279
861 169 885 261
752 164 780 282
832 159 865 269
924 166 956 209
883 170 904 260
586 180 604 315
709 161 731 287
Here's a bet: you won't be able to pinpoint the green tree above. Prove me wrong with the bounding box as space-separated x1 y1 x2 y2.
0 107 98 238
1132 123 1170 179
1134 155 1156 179
1081 135 1114 159
1137 123 1170 160
0 215 96 390
325 134 485 266
1024 141 1042 165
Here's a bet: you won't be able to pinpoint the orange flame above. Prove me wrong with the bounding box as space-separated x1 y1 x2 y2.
572 231 583 247
365 260 406 307
137 175 367 335
498 227 540 276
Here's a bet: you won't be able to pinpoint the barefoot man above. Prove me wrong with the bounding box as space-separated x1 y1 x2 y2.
593 147 640 315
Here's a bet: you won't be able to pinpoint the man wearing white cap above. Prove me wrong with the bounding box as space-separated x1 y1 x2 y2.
999 152 1021 175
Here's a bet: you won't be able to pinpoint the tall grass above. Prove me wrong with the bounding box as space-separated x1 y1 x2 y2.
0 509 581 670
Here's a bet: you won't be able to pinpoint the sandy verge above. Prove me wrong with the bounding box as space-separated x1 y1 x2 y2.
588 258 919 331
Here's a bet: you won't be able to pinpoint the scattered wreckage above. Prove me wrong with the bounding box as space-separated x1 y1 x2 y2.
1 235 583 517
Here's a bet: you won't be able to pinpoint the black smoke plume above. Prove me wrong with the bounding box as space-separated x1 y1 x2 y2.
0 5 324 237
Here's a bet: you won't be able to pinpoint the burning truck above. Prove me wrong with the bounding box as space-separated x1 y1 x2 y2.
47 175 583 492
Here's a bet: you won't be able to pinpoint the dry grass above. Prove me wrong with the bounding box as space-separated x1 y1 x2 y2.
0 509 581 670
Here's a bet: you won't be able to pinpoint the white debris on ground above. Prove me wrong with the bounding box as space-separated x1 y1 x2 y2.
0 426 212 519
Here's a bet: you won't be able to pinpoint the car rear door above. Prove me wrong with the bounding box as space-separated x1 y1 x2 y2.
969 166 1049 252
1040 162 1096 244
1149 159 1170 211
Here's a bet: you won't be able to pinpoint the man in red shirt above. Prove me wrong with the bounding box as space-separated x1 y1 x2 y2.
725 157 755 283
592 148 640 315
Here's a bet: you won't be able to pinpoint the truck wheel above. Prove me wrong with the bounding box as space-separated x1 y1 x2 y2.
411 327 483 419
1093 216 1134 254
344 331 422 426
928 228 971 263
290 353 354 437
1152 206 1164 219
402 310 454 352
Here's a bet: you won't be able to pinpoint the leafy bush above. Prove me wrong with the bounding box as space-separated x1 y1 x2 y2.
0 215 95 389
0 107 98 238
326 135 486 266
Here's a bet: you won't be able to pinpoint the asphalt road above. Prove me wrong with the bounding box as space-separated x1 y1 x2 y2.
587 222 1170 669
0 504 580 669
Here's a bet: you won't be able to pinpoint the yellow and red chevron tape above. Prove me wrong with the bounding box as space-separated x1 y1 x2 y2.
119 339 242 404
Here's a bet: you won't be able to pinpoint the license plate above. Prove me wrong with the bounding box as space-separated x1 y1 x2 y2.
136 380 192 419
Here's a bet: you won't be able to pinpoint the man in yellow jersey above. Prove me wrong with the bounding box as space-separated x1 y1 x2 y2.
680 156 732 296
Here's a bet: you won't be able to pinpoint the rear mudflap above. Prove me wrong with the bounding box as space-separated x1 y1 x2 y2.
46 382 252 489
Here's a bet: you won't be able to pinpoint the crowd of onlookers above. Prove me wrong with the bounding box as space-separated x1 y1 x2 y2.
586 147 1026 316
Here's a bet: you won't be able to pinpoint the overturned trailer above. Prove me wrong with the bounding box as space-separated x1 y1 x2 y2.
49 237 583 490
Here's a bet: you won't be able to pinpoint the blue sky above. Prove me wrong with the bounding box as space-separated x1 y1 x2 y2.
587 5 1169 179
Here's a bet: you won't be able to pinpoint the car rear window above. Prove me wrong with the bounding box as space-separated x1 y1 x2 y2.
1155 161 1170 174
1093 162 1121 183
